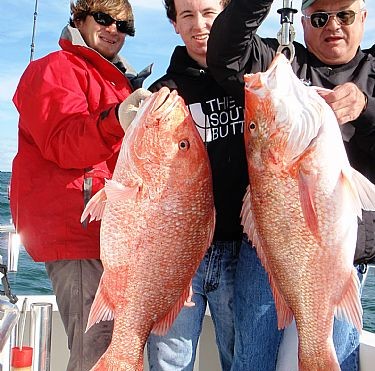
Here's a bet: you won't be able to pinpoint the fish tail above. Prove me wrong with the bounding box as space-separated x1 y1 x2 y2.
298 357 340 371
298 341 340 371
89 355 143 371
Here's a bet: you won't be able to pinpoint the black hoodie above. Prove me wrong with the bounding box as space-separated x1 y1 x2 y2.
149 46 249 242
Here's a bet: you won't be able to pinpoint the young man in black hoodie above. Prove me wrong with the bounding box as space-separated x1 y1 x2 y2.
145 0 261 370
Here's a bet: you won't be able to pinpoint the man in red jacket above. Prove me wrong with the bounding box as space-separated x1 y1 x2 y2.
10 1 150 369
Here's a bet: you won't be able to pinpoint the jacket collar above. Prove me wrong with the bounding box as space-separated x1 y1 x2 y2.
59 25 152 88
60 25 137 75
307 47 365 72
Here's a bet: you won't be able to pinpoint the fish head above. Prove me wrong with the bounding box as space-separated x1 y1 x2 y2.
244 53 324 173
122 87 210 195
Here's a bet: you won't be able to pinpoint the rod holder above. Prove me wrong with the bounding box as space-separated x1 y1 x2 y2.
29 303 52 371
7 232 21 273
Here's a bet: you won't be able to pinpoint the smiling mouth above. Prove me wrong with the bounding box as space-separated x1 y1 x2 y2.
100 36 116 44
193 35 209 41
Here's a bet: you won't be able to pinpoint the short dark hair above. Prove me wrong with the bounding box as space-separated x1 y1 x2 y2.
163 0 231 22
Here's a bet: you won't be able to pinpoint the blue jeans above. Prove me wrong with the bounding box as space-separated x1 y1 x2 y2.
233 240 364 371
332 264 365 371
147 240 241 371
231 239 282 371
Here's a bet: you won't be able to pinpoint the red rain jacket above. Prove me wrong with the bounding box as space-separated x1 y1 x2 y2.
10 26 133 262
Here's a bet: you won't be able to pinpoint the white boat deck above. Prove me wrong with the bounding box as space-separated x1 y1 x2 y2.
1 295 375 371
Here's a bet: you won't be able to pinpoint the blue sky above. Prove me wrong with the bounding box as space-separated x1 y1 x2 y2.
0 0 374 172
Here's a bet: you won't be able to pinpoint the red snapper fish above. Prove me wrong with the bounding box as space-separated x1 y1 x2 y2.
241 53 375 371
81 87 215 371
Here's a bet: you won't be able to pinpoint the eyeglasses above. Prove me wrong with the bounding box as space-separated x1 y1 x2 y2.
303 9 361 29
89 12 135 36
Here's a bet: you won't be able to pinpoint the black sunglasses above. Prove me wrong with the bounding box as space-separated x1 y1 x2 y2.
89 12 135 36
303 9 360 28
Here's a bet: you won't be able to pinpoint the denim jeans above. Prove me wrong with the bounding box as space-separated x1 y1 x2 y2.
231 239 283 371
147 240 241 371
235 240 365 371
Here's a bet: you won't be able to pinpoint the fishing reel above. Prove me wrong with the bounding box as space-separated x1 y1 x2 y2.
277 0 298 61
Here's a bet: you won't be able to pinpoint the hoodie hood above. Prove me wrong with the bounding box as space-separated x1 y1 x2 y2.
166 46 209 78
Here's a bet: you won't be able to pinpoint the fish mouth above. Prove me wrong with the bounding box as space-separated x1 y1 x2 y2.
149 88 182 123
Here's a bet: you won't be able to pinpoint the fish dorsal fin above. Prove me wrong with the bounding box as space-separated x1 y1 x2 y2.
334 267 363 332
85 273 115 332
151 285 191 336
104 179 141 202
81 187 107 223
241 186 294 329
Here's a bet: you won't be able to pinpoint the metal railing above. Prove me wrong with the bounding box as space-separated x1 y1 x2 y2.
1 224 52 371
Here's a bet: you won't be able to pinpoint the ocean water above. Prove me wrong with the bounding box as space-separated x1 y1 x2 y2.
1 171 375 332
0 171 53 295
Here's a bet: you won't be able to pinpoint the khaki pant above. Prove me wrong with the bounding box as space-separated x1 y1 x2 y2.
45 259 113 371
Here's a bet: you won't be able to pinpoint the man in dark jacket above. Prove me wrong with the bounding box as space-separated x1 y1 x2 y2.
207 0 374 370
146 0 251 370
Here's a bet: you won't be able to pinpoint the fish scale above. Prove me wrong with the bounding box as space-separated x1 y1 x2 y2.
242 53 375 371
81 87 215 370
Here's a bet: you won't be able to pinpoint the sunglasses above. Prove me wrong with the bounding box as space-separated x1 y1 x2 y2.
303 9 360 28
90 12 135 36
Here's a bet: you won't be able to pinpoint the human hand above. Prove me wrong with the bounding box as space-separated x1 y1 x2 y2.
184 285 195 307
117 88 152 130
316 82 367 125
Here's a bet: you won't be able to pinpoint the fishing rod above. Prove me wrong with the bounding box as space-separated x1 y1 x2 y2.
277 0 298 61
30 0 39 62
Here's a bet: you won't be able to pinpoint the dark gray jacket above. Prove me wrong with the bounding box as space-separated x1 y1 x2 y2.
207 0 375 264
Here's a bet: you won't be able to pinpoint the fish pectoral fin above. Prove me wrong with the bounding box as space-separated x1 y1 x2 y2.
298 170 319 238
86 275 114 332
349 168 375 213
335 267 363 332
151 285 191 336
105 178 141 202
80 188 107 223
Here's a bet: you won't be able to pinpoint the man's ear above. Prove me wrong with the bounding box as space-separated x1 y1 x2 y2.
74 19 82 29
172 21 180 35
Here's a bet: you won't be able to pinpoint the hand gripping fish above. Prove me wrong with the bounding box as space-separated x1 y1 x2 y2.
242 53 375 371
81 87 215 371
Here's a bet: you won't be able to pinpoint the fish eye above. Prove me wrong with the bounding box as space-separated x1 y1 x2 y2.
248 121 256 131
179 139 190 151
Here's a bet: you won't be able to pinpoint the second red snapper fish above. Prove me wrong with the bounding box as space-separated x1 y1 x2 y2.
81 87 215 371
242 53 375 371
